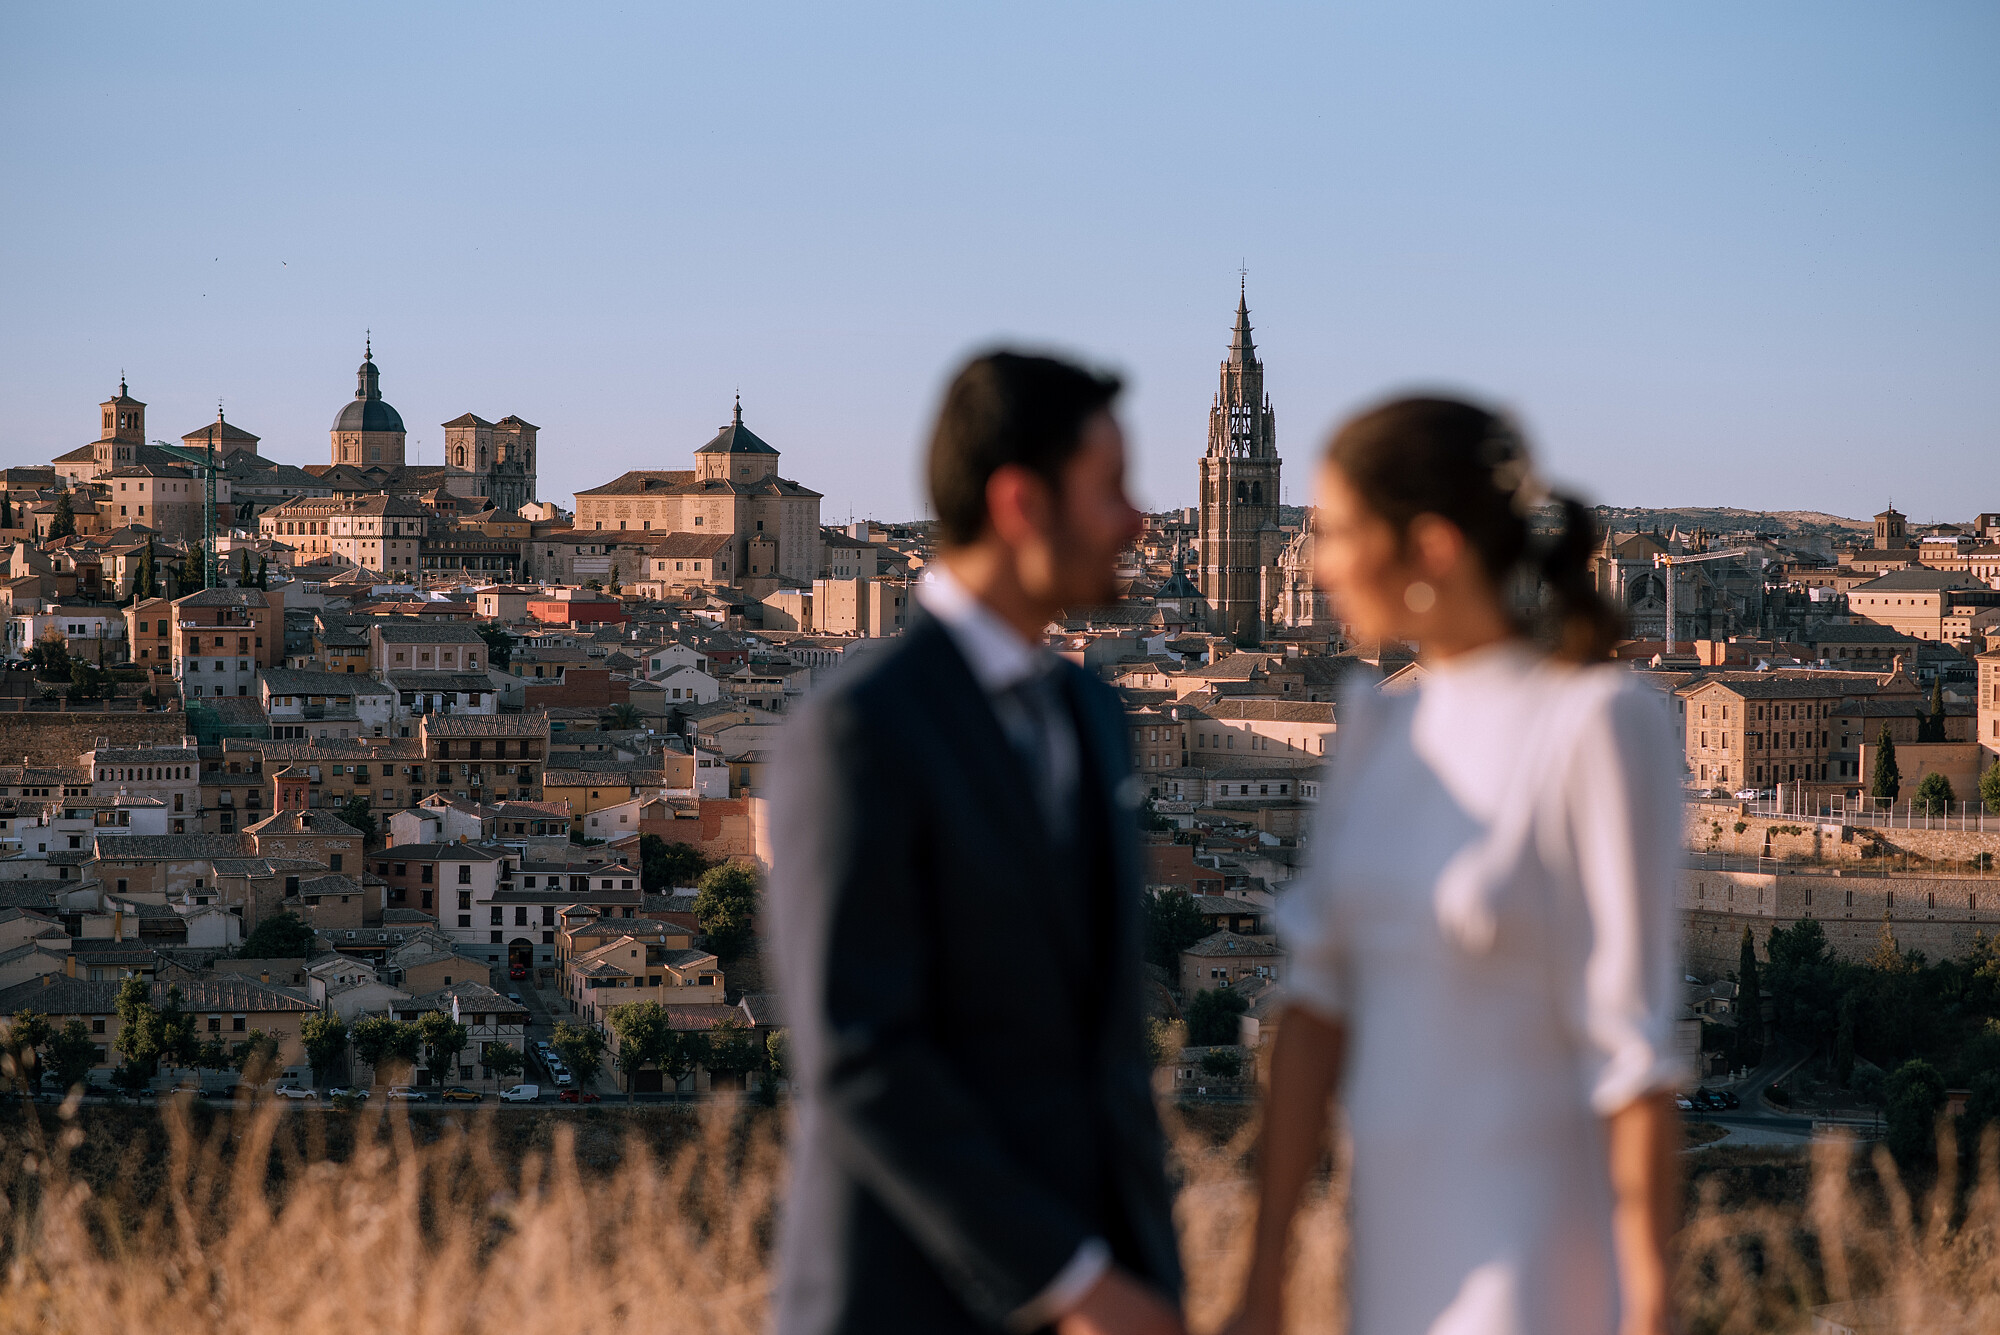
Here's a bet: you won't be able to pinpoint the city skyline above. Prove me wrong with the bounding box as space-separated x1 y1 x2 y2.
3 4 1996 523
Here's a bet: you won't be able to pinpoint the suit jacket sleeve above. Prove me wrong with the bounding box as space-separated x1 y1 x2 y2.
771 688 1097 1327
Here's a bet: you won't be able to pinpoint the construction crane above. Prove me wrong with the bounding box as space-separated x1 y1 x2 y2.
1651 547 1762 655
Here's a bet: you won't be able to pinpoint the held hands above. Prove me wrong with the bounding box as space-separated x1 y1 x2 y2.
1054 1266 1186 1335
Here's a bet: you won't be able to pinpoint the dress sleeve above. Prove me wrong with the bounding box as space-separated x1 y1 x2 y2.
1560 676 1689 1114
1276 852 1346 1022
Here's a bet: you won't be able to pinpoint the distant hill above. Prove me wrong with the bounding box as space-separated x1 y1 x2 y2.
1592 506 1869 540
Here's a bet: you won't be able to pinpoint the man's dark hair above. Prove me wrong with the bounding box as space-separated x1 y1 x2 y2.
927 350 1122 546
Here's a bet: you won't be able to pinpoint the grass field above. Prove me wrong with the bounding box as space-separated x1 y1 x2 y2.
0 1096 1993 1334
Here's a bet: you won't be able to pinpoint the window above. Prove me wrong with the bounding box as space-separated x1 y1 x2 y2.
457 864 472 884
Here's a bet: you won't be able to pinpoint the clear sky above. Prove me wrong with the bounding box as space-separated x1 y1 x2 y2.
2 3 1994 525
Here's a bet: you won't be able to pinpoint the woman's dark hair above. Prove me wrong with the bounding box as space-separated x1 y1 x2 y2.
1326 395 1622 662
927 351 1122 546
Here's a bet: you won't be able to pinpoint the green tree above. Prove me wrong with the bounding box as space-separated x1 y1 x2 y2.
477 625 514 670
47 490 75 540
350 1016 422 1085
178 543 201 593
1918 681 1947 743
0 494 12 529
661 1028 709 1093
2 1010 53 1091
603 702 643 731
1913 770 1956 817
1142 888 1209 972
300 1011 349 1087
1737 926 1765 1069
240 909 318 959
483 1042 525 1081
1186 988 1250 1047
639 835 712 892
133 536 157 601
414 1009 470 1085
1199 1048 1243 1081
607 1000 673 1101
1833 991 1856 1088
1884 1058 1949 1166
549 1020 607 1087
26 631 70 681
1982 762 2000 815
765 1029 789 1081
113 978 197 1085
693 863 759 959
338 794 378 843
256 556 269 590
1870 724 1902 803
608 563 622 595
46 1019 99 1094
237 549 252 587
231 1030 281 1080
703 1014 767 1089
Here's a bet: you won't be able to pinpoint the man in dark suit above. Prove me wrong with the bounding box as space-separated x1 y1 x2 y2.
770 352 1184 1335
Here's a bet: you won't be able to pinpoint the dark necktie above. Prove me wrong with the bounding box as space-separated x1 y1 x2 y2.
999 668 1076 846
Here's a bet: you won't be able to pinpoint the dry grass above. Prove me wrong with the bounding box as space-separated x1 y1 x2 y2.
0 1096 1995 1333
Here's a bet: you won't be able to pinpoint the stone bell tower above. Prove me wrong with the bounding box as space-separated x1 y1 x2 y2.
1197 282 1281 644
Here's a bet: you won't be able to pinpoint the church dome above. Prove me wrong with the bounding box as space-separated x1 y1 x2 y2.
330 344 405 434
331 398 405 433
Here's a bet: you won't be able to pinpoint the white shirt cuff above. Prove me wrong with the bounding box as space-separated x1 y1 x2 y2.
1006 1237 1111 1333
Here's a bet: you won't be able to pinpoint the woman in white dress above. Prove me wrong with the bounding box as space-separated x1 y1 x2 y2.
1224 398 1685 1335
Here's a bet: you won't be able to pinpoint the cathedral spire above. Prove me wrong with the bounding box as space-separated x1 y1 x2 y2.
1229 281 1256 365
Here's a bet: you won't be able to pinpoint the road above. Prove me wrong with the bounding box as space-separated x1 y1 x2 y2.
1683 1037 1877 1147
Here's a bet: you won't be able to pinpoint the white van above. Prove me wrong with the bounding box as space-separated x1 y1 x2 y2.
498 1084 540 1102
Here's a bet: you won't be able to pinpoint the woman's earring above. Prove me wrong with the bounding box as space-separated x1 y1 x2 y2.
1403 581 1437 615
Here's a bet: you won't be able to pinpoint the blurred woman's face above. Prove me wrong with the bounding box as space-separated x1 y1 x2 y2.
1312 462 1410 645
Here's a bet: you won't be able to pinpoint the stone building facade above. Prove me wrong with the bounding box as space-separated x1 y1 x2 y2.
440 412 539 515
572 400 823 585
1197 285 1285 644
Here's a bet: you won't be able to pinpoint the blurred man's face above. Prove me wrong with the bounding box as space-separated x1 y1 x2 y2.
1028 410 1142 611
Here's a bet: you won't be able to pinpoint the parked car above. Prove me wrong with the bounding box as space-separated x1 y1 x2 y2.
498 1084 540 1102
273 1084 316 1101
386 1086 428 1102
553 1071 573 1088
440 1086 482 1103
1674 1095 1695 1111
509 967 529 981
1714 1090 1741 1110
558 1089 601 1104
325 1086 370 1101
507 991 522 1004
1733 788 1761 800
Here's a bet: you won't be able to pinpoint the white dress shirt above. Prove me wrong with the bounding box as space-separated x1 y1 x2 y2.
914 564 1109 1330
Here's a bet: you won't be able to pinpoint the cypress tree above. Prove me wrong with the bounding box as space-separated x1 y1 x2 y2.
1737 926 1764 1069
179 544 201 593
48 491 75 540
134 537 156 601
1870 723 1901 802
256 556 268 589
1924 680 1946 743
0 494 12 528
237 549 251 586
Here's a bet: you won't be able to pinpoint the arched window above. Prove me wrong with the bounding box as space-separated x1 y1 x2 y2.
455 447 467 468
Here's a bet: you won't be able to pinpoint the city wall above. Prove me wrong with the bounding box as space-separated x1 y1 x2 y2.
1678 867 1996 974
1686 800 2000 867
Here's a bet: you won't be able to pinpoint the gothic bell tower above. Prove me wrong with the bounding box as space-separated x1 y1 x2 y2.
1197 282 1281 643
